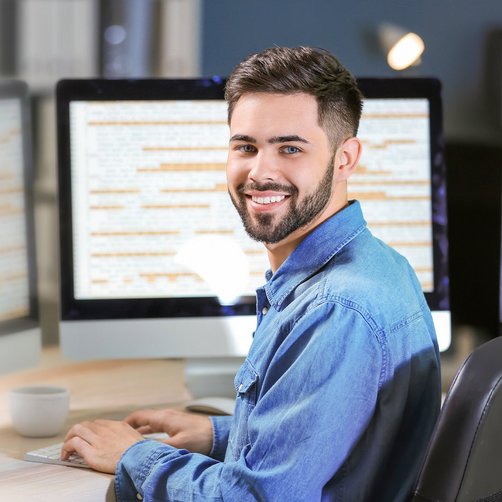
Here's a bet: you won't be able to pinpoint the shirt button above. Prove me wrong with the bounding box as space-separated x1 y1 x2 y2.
238 383 244 392
261 306 268 315
136 494 143 501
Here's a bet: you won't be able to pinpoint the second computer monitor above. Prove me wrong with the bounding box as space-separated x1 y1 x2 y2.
0 80 41 374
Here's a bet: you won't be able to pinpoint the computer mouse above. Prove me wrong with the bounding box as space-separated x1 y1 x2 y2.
185 396 235 415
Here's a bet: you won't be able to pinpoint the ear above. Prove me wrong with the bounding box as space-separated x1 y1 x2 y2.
333 137 362 182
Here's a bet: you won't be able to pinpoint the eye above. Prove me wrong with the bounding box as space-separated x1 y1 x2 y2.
280 145 301 154
235 144 257 153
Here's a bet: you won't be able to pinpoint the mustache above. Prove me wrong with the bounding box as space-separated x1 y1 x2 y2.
237 181 297 196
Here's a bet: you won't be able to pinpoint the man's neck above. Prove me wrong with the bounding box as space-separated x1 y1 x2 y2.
265 192 349 274
265 236 303 274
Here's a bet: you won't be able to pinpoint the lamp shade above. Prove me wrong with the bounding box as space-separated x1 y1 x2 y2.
378 22 425 71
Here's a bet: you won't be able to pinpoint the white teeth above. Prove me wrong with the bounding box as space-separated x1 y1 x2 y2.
252 195 285 205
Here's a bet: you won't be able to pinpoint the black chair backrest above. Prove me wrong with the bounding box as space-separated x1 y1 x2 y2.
412 336 502 502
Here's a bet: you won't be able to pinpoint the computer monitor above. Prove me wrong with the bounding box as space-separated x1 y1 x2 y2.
0 80 41 375
56 77 450 396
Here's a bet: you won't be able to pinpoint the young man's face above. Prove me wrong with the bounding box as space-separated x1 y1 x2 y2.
226 92 338 247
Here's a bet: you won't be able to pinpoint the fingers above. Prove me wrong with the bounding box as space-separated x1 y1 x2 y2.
64 420 98 444
124 409 158 429
61 420 111 459
136 425 154 435
60 419 144 474
61 422 98 462
64 419 116 444
124 408 184 434
61 435 91 460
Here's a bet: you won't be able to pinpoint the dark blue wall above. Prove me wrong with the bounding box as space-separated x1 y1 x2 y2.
202 0 502 143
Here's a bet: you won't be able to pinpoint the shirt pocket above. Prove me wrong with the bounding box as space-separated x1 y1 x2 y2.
227 359 259 460
235 358 259 403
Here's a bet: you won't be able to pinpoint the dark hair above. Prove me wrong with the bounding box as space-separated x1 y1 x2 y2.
225 46 363 149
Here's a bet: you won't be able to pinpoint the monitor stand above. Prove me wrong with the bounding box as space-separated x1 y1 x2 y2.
184 356 244 399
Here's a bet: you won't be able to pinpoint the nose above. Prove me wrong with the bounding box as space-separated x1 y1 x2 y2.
248 151 277 183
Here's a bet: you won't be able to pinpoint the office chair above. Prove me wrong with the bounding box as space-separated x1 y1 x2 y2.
411 335 502 502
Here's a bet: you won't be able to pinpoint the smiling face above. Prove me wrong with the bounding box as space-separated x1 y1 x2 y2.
227 92 349 259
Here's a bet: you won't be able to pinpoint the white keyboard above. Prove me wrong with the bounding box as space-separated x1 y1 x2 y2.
25 442 90 468
24 432 169 469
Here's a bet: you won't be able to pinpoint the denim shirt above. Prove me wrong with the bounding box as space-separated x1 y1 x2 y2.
115 201 441 502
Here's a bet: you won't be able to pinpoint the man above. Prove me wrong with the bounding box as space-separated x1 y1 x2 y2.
62 46 441 501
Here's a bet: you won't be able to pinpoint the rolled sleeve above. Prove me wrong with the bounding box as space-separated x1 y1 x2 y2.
116 439 223 502
116 439 176 501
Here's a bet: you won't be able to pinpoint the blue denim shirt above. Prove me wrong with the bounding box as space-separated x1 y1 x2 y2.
115 201 441 501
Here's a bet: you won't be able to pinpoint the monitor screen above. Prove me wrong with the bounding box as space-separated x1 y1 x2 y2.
56 77 450 371
0 80 41 374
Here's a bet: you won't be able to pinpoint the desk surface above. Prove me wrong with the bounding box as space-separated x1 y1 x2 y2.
0 347 191 501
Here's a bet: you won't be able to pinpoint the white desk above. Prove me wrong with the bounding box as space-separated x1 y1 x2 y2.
0 347 192 501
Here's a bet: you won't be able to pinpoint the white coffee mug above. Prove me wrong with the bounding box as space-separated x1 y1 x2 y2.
9 385 70 437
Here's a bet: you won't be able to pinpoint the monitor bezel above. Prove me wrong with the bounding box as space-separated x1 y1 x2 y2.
57 77 449 322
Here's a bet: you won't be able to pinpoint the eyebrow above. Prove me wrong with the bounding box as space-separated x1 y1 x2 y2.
229 134 310 144
229 134 256 143
269 135 309 144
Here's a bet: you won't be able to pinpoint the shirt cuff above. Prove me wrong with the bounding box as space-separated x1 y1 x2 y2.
209 415 232 461
116 439 177 501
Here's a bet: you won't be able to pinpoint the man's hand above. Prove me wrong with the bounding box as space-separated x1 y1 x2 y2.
125 408 214 456
61 420 143 473
60 408 214 473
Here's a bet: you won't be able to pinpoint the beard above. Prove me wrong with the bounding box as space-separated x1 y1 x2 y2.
229 157 335 244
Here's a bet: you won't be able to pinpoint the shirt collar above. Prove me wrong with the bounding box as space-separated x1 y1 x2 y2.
264 200 367 309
